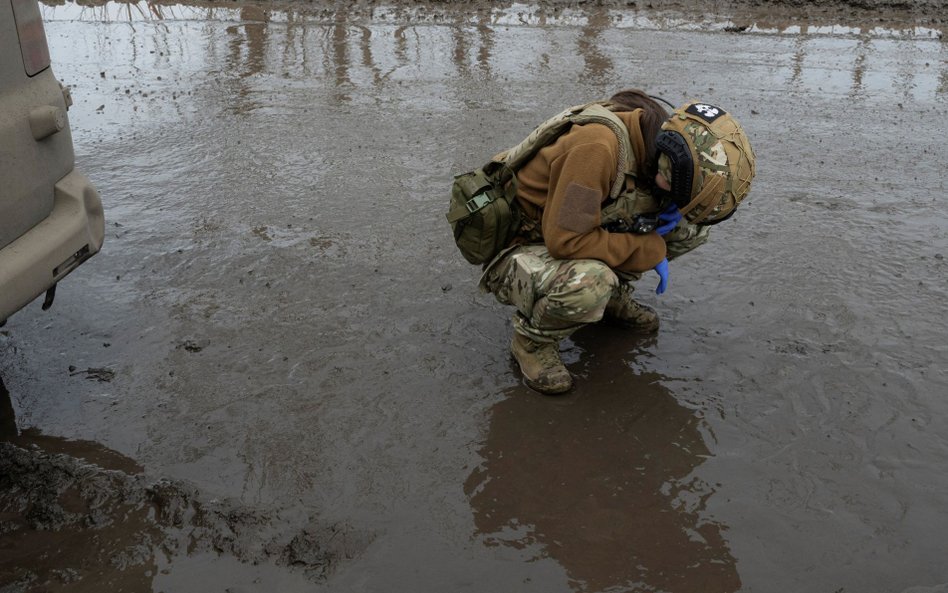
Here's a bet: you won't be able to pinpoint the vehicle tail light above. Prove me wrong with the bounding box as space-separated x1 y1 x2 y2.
11 0 51 77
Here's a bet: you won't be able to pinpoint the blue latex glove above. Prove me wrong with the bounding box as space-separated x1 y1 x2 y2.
655 203 682 236
654 258 670 295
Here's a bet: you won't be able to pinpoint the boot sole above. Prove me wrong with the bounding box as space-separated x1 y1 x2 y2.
523 377 573 395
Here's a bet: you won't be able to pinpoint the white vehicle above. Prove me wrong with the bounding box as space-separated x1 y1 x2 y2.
0 0 104 325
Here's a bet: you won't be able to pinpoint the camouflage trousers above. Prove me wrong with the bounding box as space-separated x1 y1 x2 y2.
479 245 617 343
479 222 710 343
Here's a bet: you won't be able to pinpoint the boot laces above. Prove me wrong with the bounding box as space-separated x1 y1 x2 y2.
535 342 562 368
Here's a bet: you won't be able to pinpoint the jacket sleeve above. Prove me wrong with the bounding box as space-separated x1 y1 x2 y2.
541 140 666 273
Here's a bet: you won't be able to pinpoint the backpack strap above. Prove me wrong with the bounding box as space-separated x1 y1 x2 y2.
501 103 634 200
447 104 636 225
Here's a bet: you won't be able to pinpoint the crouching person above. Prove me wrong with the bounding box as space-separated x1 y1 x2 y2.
451 89 756 394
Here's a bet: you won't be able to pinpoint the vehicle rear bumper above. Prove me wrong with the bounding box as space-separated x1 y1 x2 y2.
0 169 105 321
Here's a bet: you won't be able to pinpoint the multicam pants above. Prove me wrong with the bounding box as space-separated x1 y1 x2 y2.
479 222 710 343
480 245 616 343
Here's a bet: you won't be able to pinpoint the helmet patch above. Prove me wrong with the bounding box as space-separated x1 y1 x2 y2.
686 103 726 123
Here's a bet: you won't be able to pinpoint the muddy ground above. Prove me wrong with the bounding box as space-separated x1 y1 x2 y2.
2 0 948 591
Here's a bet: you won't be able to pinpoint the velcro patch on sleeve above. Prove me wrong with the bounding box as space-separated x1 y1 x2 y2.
557 182 602 234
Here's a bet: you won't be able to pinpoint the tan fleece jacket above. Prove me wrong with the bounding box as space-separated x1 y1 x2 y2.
514 110 667 273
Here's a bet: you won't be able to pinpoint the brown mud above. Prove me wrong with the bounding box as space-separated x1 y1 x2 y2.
2 0 948 591
45 0 948 19
1 381 368 593
37 0 948 33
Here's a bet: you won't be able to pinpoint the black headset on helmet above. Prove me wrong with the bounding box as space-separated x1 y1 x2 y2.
648 94 696 209
655 129 737 226
651 96 739 226
655 130 694 210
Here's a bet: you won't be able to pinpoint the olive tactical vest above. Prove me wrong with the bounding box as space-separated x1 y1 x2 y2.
446 102 660 265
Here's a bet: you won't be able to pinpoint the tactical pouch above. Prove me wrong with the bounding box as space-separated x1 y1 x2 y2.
446 161 520 266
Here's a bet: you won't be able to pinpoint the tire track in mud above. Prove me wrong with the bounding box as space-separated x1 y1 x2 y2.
0 440 371 591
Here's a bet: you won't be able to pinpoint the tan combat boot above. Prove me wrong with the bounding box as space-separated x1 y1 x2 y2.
510 333 572 395
603 282 660 334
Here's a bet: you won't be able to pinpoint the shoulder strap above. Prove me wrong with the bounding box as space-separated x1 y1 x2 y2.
499 103 634 200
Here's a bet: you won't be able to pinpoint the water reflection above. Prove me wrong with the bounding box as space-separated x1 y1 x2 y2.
850 37 872 98
788 33 805 88
577 8 615 91
451 9 496 78
330 10 353 102
780 28 948 101
357 24 384 86
393 23 410 66
226 6 269 79
466 329 740 592
282 10 309 77
41 0 232 22
38 0 948 105
476 14 495 76
219 5 390 109
225 6 269 113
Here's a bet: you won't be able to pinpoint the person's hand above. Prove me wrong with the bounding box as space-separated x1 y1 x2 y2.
655 204 682 236
654 258 669 294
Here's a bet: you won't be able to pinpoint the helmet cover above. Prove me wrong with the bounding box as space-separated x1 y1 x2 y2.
659 102 756 224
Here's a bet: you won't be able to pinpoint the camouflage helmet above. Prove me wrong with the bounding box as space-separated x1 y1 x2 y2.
656 102 756 225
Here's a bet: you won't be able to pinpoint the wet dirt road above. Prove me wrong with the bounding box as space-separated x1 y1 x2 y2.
2 1 948 591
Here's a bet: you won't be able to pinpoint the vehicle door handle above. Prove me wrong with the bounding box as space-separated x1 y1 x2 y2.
29 105 65 140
